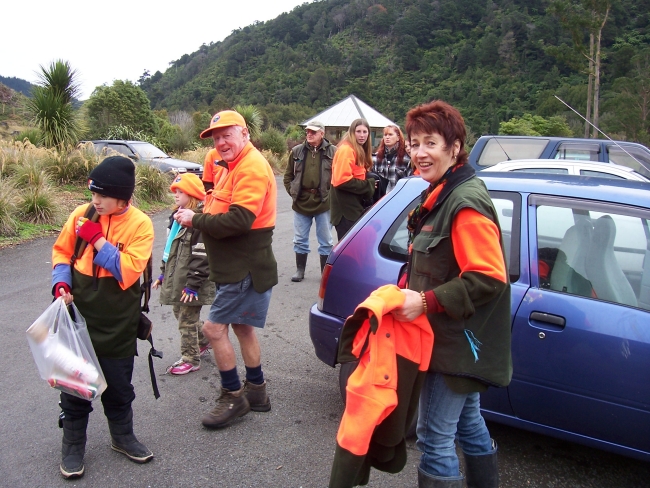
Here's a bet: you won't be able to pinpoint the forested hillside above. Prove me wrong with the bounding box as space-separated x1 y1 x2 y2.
142 0 650 143
0 76 34 97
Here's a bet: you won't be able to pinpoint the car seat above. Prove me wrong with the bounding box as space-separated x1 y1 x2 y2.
585 215 638 307
639 249 650 310
549 218 593 296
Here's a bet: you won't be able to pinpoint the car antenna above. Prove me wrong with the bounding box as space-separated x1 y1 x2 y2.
492 137 511 161
554 95 642 166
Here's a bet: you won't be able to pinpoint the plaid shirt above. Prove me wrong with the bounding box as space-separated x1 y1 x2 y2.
372 146 412 193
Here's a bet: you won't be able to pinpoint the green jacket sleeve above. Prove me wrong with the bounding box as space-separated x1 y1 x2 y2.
191 204 256 240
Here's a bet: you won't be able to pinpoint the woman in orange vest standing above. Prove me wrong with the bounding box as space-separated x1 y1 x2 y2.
329 118 376 240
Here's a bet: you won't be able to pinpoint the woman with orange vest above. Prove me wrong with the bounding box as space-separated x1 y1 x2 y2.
330 118 376 240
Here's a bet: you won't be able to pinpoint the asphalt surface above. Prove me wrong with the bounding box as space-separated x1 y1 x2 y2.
0 177 648 487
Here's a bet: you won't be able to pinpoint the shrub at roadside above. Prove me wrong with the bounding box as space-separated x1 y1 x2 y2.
18 181 60 225
257 127 287 156
134 164 172 205
42 142 100 185
13 128 42 146
260 149 287 174
177 147 210 166
0 177 19 236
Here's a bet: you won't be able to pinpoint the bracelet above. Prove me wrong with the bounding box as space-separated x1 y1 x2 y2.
420 291 428 314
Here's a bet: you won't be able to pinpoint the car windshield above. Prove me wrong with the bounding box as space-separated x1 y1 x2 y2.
478 138 548 167
130 142 169 159
608 145 650 178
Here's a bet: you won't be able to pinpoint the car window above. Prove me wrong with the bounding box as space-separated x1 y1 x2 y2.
490 191 521 282
477 138 548 167
580 169 625 180
378 190 521 282
608 144 650 178
130 142 168 159
553 142 600 161
379 197 419 262
536 199 650 310
511 167 569 175
105 143 135 158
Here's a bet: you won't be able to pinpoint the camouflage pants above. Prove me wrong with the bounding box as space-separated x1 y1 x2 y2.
173 305 209 366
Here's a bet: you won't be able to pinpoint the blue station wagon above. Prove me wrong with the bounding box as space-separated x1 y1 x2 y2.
309 173 650 461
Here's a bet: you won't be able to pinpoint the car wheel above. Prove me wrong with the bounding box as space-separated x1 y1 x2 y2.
338 360 418 438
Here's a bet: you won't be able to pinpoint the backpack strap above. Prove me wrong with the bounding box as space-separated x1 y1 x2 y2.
141 255 153 313
70 204 99 266
140 254 162 399
147 335 163 399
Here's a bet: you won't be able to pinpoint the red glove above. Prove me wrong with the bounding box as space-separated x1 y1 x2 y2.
77 219 104 245
54 282 71 298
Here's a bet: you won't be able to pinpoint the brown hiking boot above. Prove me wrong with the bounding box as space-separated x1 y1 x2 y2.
243 380 271 412
201 387 250 428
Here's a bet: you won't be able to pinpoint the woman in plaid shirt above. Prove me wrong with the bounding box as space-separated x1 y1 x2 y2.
372 124 412 196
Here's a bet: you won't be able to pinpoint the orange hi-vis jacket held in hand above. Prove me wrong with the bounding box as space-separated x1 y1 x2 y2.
329 284 434 488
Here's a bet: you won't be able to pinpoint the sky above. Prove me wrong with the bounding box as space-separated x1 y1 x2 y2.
2 0 309 100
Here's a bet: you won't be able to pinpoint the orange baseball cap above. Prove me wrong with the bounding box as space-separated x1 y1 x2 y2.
200 110 247 139
170 173 206 201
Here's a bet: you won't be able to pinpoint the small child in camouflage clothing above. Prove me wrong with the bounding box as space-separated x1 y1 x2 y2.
153 174 216 375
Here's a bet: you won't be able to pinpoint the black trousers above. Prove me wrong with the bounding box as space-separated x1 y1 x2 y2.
60 356 135 422
335 217 356 241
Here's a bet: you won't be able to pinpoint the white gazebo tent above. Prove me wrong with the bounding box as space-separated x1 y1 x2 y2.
301 94 396 148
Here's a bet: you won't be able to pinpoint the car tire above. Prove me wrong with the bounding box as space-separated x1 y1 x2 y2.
338 360 418 439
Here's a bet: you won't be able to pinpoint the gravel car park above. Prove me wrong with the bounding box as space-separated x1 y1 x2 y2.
310 173 650 462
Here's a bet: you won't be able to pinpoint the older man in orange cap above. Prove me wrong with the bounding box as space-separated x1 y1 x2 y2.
175 110 277 428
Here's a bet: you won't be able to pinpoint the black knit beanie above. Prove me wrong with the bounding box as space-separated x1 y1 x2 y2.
88 156 136 201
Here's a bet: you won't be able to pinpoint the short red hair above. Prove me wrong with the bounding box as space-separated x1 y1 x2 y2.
405 100 468 166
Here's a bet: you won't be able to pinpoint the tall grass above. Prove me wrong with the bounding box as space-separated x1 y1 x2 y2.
44 142 100 185
0 177 19 236
134 164 172 205
18 181 60 225
260 149 288 173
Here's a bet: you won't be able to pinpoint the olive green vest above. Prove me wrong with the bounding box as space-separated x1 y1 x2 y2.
408 177 512 391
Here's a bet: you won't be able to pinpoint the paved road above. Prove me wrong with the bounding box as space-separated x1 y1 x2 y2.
0 177 648 487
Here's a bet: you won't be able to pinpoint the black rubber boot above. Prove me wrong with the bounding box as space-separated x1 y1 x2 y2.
418 468 464 487
320 254 329 273
291 253 308 282
464 439 499 488
60 415 88 479
108 410 153 464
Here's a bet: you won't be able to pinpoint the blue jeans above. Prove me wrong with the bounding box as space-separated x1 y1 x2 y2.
416 372 494 480
293 210 333 255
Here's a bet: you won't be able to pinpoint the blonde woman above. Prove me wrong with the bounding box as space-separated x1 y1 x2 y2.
330 118 376 239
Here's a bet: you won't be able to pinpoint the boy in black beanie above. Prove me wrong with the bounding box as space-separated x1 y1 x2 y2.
51 156 155 479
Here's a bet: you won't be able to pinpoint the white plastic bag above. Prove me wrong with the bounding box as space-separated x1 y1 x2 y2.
26 297 107 401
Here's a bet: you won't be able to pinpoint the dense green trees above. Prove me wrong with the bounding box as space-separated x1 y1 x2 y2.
135 0 649 144
85 80 156 139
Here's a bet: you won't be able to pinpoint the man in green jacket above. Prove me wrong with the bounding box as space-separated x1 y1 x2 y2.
283 121 336 281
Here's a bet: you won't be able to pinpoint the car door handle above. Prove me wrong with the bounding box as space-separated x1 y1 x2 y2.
529 312 566 330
